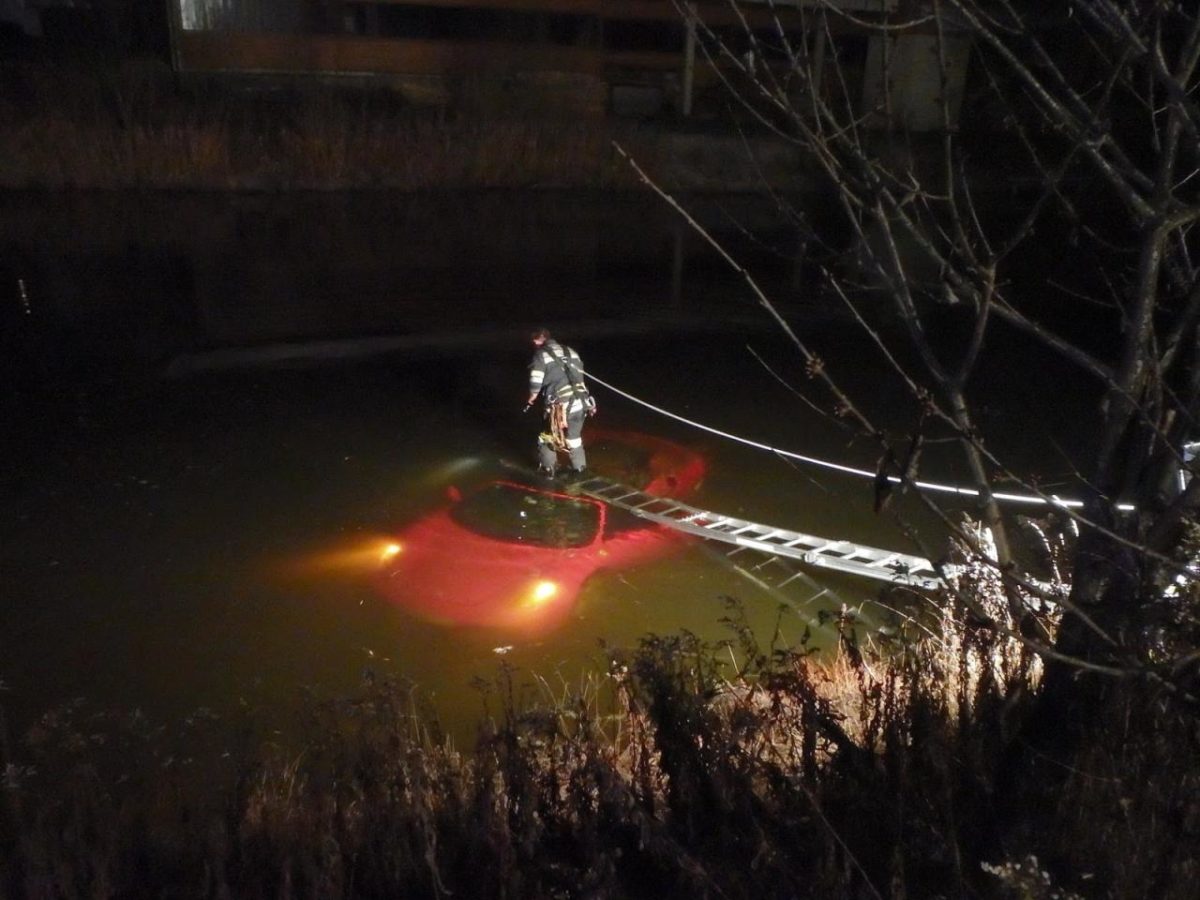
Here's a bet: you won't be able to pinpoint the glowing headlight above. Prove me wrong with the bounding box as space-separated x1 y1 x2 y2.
526 580 559 606
380 543 403 562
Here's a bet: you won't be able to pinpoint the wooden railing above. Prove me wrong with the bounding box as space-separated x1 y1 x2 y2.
172 0 892 78
169 1 965 129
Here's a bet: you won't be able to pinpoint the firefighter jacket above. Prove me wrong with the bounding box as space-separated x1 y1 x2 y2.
528 340 593 414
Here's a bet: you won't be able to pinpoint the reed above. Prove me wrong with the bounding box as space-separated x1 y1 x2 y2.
3 563 1195 899
0 59 646 191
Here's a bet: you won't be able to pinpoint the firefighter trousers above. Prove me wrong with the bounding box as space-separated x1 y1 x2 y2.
537 405 587 474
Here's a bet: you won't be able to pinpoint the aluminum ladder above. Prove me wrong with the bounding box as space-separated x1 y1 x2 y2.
574 475 946 591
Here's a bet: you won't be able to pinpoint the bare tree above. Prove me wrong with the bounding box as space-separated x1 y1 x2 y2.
654 0 1200 702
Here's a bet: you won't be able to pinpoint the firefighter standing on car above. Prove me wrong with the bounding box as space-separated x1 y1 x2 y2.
526 327 596 478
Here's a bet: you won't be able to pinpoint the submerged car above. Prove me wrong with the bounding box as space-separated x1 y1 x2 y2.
375 430 707 632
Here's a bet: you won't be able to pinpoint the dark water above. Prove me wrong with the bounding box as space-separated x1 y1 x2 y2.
0 190 1102 745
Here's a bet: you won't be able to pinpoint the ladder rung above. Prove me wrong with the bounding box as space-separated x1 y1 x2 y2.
777 571 808 588
725 523 761 537
632 498 678 512
807 540 842 554
704 520 738 532
748 555 781 573
575 474 942 590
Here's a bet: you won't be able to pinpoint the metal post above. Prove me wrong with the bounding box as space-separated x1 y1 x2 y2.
165 0 185 74
671 220 685 307
682 3 696 117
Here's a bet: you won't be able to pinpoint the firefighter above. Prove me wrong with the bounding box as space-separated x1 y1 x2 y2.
525 327 596 478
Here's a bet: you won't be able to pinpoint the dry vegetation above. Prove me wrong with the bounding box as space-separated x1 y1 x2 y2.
4 3 1200 891
3 559 1197 899
0 59 647 191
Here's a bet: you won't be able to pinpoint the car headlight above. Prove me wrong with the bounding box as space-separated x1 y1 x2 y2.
524 580 559 607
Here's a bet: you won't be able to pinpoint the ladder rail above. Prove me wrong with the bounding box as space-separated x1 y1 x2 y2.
574 476 947 590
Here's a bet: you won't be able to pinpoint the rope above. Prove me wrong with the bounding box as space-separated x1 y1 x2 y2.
585 371 1135 513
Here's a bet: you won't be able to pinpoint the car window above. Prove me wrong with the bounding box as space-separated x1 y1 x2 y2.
602 505 649 538
450 483 601 549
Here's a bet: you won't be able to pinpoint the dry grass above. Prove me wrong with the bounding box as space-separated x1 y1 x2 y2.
4 553 1197 899
0 59 646 191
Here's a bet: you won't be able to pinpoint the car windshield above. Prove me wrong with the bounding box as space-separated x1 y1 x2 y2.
450 483 601 549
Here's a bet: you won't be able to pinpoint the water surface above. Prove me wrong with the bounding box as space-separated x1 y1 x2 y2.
0 190 1102 745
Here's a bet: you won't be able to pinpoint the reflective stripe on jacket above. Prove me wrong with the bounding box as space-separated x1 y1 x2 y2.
528 340 590 411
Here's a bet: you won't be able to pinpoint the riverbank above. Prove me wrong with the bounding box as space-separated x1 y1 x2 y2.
4 593 1195 899
0 57 806 193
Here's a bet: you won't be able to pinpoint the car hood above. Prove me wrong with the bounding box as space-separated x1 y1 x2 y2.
376 430 707 632
376 510 603 631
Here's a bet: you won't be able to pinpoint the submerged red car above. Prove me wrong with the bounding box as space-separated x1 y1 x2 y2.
375 430 706 632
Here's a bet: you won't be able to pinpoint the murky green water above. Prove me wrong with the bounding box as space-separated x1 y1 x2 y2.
0 191 1102 746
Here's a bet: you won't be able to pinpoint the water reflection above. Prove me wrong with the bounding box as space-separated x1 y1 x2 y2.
0 189 796 380
1 348 906 746
451 483 601 549
0 191 1101 748
372 430 708 634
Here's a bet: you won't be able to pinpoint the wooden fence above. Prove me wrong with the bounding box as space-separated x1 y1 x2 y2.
167 1 960 127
